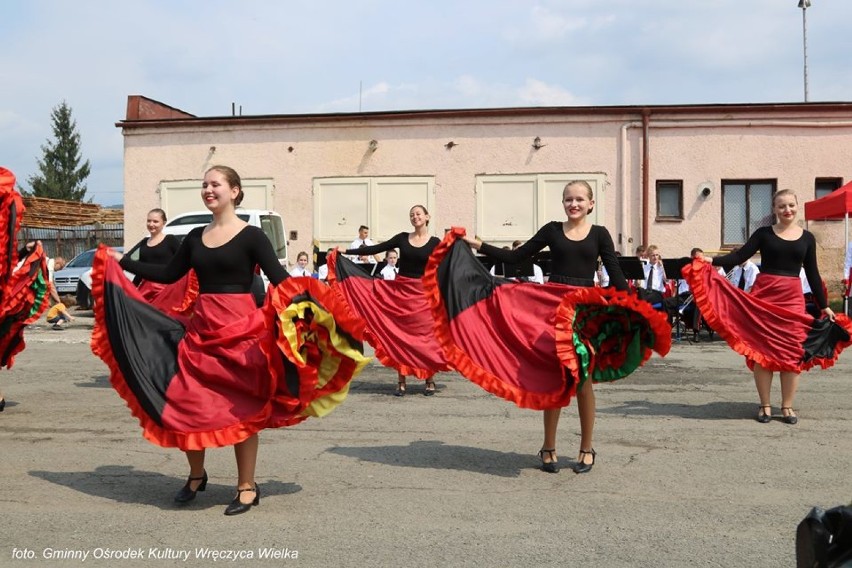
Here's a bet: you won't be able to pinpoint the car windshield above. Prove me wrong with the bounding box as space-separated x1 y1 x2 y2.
66 250 96 268
167 213 249 226
259 215 287 259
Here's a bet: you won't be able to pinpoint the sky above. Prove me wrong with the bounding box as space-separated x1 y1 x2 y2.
2 0 851 206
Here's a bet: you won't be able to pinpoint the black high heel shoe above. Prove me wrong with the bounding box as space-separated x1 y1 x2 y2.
781 407 798 425
174 471 207 504
0 398 5 412
424 379 436 396
573 449 596 474
538 449 559 473
395 381 406 397
756 405 772 424
224 484 260 516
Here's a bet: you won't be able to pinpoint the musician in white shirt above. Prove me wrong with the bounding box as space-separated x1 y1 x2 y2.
729 257 760 293
642 246 667 293
348 225 378 264
316 248 333 282
289 251 312 277
380 250 399 280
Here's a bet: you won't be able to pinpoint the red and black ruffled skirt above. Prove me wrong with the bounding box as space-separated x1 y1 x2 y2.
90 246 370 450
1 244 50 369
327 251 450 380
1 167 50 369
683 259 852 372
137 271 200 317
1 166 26 287
422 228 671 410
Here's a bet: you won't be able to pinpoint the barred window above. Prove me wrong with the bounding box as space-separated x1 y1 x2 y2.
721 180 775 246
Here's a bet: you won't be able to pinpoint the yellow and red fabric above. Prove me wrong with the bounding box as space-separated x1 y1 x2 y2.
0 168 50 369
90 246 369 451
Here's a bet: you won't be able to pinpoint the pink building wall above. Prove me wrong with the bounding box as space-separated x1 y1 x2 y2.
119 97 852 297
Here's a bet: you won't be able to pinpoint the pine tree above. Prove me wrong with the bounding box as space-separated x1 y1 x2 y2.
27 101 91 201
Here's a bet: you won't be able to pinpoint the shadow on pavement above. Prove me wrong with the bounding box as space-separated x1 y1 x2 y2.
30 465 302 510
601 400 758 420
74 375 112 388
328 439 544 477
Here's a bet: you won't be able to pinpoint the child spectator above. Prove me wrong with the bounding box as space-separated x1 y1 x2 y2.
46 301 74 330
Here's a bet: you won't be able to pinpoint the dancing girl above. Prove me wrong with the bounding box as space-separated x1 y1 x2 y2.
92 165 368 515
427 181 670 473
329 205 449 396
684 189 851 424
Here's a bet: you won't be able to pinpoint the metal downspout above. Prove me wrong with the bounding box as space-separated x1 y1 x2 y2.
642 109 650 247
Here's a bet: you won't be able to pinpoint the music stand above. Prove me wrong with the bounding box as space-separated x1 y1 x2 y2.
371 261 388 277
662 257 691 341
476 255 497 271
662 257 691 281
533 250 552 277
617 257 646 281
495 258 535 279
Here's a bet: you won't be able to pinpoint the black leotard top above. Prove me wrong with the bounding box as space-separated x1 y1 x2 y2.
127 235 181 286
120 226 287 293
345 232 441 278
712 226 826 308
479 222 628 291
132 234 181 265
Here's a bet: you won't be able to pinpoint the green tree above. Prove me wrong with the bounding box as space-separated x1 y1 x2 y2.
27 101 91 201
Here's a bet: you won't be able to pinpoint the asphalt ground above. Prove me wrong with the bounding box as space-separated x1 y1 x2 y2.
0 310 850 567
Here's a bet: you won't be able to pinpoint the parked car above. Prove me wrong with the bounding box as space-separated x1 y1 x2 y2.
53 247 124 296
75 209 289 309
161 209 289 306
71 248 133 310
162 209 288 264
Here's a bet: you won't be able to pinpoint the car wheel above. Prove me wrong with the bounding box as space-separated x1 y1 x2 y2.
76 281 92 310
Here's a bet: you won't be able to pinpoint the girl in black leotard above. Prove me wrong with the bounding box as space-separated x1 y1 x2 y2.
463 181 629 474
335 205 448 395
101 166 367 516
686 189 849 425
125 208 181 302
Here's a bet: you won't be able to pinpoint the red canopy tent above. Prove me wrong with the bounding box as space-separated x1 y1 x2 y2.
804 180 852 309
804 180 852 221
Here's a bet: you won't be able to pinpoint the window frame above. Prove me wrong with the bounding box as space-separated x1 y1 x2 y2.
814 177 843 200
655 179 684 221
720 179 777 247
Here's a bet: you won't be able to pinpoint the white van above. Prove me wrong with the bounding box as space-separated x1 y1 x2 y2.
77 209 288 309
162 209 289 306
163 209 288 260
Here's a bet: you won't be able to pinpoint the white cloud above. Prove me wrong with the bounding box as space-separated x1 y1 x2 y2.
529 6 587 40
315 81 415 112
3 0 852 203
517 79 586 106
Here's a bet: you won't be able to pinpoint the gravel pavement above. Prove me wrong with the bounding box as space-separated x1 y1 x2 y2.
1 310 850 567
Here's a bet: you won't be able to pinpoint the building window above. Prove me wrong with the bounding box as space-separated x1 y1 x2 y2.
721 180 776 246
815 177 842 199
655 180 683 220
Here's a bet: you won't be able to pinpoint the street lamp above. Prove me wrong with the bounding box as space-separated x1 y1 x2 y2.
798 0 811 102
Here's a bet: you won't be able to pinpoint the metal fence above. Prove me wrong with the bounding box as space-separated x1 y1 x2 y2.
18 224 123 261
